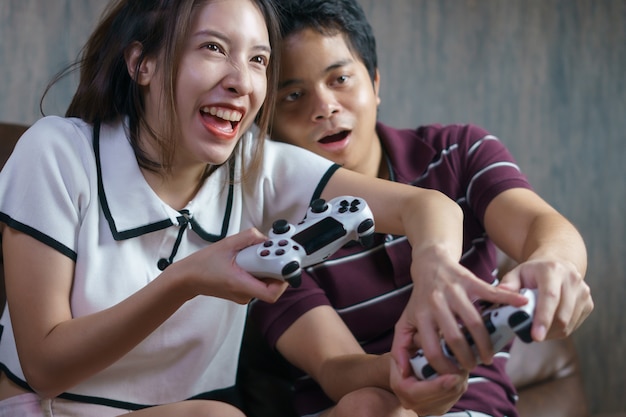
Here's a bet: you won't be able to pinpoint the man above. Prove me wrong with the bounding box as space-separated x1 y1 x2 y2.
239 1 593 416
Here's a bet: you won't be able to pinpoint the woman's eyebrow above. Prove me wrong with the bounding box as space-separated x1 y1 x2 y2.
192 29 271 54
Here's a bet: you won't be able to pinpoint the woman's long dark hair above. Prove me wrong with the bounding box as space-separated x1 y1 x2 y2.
42 0 280 178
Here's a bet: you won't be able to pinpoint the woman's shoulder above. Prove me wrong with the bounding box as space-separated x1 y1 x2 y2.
15 116 93 153
3 116 100 183
26 115 92 143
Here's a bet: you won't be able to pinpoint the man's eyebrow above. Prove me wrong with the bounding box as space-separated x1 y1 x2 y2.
278 59 353 90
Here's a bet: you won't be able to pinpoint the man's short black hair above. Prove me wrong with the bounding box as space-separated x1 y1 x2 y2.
275 0 378 82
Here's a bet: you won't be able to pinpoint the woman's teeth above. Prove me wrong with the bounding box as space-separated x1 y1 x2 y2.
201 106 243 122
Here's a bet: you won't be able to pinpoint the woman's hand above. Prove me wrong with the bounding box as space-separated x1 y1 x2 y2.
173 227 289 304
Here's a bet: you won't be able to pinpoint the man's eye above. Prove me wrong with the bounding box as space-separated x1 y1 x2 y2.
284 91 302 102
337 75 349 84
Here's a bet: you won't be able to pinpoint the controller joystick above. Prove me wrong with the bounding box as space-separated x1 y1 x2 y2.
410 288 538 380
236 196 375 287
272 219 291 235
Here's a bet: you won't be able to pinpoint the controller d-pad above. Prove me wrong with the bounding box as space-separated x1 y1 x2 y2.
338 199 350 213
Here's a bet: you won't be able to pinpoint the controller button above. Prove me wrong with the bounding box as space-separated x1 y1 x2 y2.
272 219 290 234
282 260 300 275
357 218 374 234
508 311 530 327
263 240 273 247
516 325 533 343
278 239 289 247
310 198 328 213
282 261 302 288
260 249 270 257
485 318 497 334
422 364 437 379
275 249 285 256
292 245 301 251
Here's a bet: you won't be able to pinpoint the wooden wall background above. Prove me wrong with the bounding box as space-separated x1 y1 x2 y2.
361 1 625 414
1 0 624 414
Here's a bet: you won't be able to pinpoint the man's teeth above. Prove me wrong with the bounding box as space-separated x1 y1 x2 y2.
201 106 243 122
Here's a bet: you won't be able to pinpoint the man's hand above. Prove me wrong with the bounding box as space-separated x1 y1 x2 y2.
396 246 527 377
499 258 593 341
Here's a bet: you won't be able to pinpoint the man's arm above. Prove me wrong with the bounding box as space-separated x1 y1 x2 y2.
323 167 529 377
484 187 593 340
276 305 467 414
276 305 387 400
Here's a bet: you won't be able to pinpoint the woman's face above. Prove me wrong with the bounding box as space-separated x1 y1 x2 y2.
149 0 271 168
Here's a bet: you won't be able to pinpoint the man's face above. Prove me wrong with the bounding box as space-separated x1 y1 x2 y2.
271 28 381 176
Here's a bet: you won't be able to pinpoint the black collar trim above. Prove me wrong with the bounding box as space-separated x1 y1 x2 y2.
93 121 234 242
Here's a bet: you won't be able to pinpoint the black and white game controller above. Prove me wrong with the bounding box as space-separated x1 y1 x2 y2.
236 196 375 288
410 288 538 380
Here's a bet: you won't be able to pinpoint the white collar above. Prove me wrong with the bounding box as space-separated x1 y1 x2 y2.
95 120 236 242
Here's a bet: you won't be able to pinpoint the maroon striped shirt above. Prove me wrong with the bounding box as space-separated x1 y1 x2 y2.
251 123 532 417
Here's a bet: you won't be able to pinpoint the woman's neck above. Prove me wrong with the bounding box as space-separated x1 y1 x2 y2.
141 165 206 211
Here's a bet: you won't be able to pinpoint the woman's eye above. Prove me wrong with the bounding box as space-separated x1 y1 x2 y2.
203 43 222 53
251 55 269 66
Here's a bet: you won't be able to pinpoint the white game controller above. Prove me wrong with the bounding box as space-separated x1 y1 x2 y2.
236 196 375 287
410 288 537 380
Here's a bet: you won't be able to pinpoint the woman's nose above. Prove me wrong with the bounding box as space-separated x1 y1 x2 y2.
223 61 254 96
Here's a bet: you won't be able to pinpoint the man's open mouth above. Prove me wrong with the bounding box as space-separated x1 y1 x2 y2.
319 130 349 144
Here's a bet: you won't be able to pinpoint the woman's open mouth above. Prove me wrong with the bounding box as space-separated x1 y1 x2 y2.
200 106 242 138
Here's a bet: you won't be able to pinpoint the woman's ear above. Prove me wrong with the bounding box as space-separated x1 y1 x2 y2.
124 42 156 86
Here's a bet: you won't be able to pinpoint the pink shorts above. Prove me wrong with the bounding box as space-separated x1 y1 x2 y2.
0 393 132 417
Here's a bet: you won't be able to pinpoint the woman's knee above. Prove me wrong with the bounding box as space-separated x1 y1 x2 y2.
127 400 245 417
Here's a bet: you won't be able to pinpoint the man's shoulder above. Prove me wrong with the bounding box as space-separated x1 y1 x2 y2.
415 123 492 146
379 122 492 150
